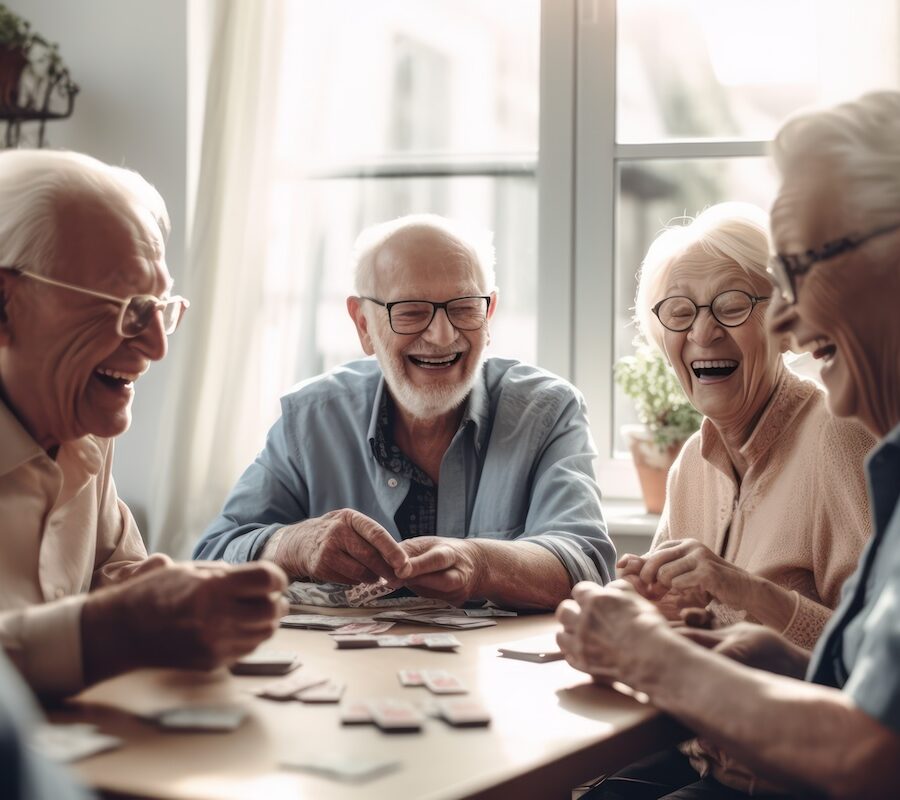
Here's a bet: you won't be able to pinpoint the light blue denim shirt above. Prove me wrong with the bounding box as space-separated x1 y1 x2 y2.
807 421 900 734
194 357 614 586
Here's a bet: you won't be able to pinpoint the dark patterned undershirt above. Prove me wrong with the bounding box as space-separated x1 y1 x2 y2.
370 391 438 539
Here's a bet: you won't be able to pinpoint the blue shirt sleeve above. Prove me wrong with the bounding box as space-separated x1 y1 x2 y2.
193 414 310 562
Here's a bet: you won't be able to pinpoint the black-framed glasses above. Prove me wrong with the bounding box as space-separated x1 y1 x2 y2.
652 290 770 332
767 221 900 304
361 295 491 335
6 267 189 337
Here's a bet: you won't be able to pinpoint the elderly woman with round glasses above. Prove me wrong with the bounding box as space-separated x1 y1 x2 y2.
618 201 873 652
558 92 900 799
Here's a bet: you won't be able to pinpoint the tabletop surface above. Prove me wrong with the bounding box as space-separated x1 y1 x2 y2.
54 610 685 800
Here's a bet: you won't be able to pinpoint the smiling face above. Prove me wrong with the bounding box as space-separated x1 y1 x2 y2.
0 191 170 449
349 225 496 422
767 163 900 435
658 249 781 437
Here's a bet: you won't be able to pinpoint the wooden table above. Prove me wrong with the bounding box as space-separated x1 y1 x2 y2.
54 611 686 800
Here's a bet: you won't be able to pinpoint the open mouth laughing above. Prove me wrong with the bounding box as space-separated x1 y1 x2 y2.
691 359 739 382
407 352 463 369
94 366 141 391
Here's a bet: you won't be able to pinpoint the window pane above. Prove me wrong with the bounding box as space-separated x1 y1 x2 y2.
613 157 778 452
258 176 537 411
617 0 900 142
276 1 540 163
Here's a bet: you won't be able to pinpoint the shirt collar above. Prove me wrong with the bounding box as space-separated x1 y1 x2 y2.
865 420 900 539
0 397 44 477
0 396 103 480
699 367 817 478
366 363 490 456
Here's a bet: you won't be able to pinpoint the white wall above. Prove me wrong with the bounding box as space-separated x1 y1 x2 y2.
9 0 188 534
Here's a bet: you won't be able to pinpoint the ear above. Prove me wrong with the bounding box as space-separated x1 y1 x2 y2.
347 296 375 356
484 290 498 346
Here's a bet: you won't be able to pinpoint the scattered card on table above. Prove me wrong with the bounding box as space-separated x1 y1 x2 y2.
34 723 123 763
332 634 381 649
398 668 424 687
497 634 564 663
339 701 374 725
297 680 346 703
230 650 301 675
436 697 491 727
422 669 467 695
367 698 425 732
155 705 247 732
281 753 400 782
255 671 328 700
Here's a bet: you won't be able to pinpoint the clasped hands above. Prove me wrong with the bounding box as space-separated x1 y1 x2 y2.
271 509 486 605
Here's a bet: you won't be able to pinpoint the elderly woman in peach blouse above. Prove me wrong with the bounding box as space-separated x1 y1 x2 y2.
617 202 874 650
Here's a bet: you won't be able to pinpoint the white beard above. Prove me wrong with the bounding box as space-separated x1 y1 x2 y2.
373 339 482 422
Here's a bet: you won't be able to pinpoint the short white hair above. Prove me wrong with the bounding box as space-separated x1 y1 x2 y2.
352 213 496 296
0 149 169 278
635 202 771 352
772 90 900 232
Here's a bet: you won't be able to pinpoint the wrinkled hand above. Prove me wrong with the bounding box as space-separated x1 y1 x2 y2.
398 537 484 606
83 561 288 681
618 540 754 611
272 509 411 585
677 621 809 678
555 579 673 685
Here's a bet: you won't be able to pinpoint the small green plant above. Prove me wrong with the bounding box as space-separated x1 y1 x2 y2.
615 344 702 448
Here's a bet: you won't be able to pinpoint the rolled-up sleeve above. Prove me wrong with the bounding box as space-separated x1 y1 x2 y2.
193 415 310 562
518 391 615 585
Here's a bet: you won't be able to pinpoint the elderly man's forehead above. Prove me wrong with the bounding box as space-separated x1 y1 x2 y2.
372 226 482 286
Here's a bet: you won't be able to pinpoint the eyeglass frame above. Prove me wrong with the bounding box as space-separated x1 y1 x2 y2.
2 266 190 337
360 294 492 335
766 221 900 304
651 289 770 333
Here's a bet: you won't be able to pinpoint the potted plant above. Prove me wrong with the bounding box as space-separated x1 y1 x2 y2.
0 3 32 109
615 344 702 514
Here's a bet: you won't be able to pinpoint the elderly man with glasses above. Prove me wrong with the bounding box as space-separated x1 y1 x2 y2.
0 150 286 699
195 214 613 608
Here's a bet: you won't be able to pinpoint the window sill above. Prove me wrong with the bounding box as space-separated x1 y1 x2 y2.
604 497 658 558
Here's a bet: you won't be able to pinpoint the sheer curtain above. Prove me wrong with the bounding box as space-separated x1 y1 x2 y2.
149 0 294 557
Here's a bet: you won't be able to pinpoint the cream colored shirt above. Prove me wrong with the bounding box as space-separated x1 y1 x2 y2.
655 368 874 649
0 399 146 696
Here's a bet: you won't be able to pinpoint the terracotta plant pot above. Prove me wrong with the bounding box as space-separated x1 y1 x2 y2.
622 425 686 515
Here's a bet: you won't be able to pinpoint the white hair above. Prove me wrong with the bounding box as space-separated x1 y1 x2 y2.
772 90 900 232
0 149 169 278
351 213 496 296
635 202 771 352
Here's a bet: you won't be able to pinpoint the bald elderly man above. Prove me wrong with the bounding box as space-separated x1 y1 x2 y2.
0 150 286 698
196 214 613 608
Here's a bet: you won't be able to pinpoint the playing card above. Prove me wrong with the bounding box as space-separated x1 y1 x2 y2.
155 705 247 732
297 680 346 703
345 579 397 607
280 753 400 782
367 698 425 732
331 621 395 635
255 671 329 700
332 634 381 649
339 701 374 725
497 635 564 663
280 614 372 630
397 668 424 687
436 697 491 727
230 650 301 675
33 723 123 763
421 669 467 695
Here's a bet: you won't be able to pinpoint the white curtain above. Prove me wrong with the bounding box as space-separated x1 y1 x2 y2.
149 0 289 557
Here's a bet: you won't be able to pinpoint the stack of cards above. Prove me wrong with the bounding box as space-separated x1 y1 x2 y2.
280 613 375 630
230 650 302 675
373 609 497 629
397 668 467 694
339 698 424 732
345 579 397 607
152 706 248 732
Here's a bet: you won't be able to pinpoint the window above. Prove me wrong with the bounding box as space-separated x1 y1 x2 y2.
259 0 899 497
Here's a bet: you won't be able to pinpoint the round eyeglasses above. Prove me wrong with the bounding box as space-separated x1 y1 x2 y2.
652 290 769 332
9 268 189 337
361 295 491 335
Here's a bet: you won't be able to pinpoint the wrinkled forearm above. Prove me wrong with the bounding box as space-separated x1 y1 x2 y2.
468 540 571 609
742 575 798 632
628 634 900 798
80 585 141 686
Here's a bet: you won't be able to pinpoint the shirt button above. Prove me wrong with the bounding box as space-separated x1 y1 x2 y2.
388 478 398 488
53 587 66 599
